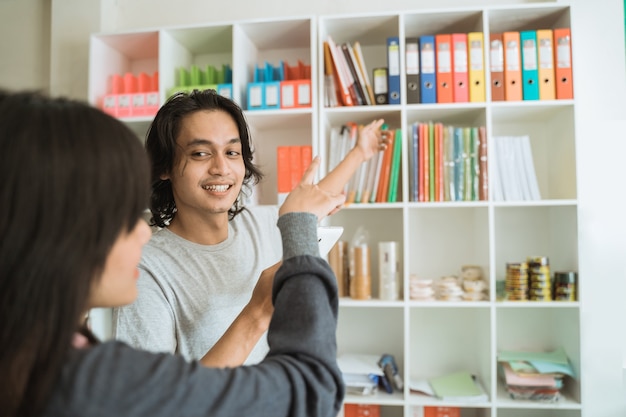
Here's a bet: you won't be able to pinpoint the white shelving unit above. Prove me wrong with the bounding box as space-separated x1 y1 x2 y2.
88 4 581 417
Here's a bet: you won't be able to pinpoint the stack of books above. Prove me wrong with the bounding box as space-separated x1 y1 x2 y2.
498 347 576 402
327 123 402 204
491 135 541 201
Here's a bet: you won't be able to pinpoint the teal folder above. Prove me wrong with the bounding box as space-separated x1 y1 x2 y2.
520 30 540 100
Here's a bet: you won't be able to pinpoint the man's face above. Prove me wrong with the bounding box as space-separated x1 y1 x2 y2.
162 109 246 218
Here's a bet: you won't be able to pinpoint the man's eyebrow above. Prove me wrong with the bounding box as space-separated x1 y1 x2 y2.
185 137 241 147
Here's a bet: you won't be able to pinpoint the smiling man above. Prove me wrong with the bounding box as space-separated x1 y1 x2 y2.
112 89 386 367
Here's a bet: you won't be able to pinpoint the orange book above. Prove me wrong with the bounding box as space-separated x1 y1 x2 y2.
276 146 291 204
489 33 505 101
376 129 395 203
554 27 574 99
435 34 454 103
325 36 354 106
503 31 522 101
419 123 430 201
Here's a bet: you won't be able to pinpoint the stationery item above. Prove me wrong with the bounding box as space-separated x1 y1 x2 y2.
435 33 453 103
376 128 395 202
429 371 488 402
503 31 522 101
451 33 469 102
419 35 437 103
326 35 354 106
536 29 556 100
378 354 403 390
468 32 485 102
323 41 340 107
387 129 402 202
520 30 540 100
408 122 419 201
434 122 444 201
478 126 488 201
489 33 505 101
378 241 400 300
341 42 368 105
353 42 376 104
405 37 420 104
554 27 574 99
386 36 401 104
373 67 389 104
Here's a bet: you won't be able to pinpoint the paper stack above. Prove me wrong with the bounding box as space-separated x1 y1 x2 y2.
409 371 488 403
498 347 576 402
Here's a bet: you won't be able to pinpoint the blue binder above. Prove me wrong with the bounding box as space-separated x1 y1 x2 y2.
386 36 401 104
520 30 540 100
419 35 437 104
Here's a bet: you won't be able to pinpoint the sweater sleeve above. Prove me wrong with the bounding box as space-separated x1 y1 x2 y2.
45 213 345 417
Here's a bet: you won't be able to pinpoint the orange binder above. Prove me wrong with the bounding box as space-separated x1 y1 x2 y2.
489 33 505 101
468 32 485 102
536 29 556 100
435 34 454 103
451 33 469 103
554 28 574 99
503 31 522 101
289 146 302 192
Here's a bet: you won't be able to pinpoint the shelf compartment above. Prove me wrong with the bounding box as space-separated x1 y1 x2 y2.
409 308 491 396
496 308 581 406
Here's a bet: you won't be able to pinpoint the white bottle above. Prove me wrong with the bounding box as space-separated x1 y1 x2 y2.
378 241 399 301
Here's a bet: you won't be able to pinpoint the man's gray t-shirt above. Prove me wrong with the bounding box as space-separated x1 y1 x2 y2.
112 206 282 363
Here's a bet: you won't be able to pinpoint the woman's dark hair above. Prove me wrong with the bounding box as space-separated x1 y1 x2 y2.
0 90 150 416
146 89 263 228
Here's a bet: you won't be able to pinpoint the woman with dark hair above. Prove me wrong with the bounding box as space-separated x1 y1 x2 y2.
0 90 347 417
113 89 387 367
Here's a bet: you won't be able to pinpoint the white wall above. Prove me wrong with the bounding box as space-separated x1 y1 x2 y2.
2 0 625 415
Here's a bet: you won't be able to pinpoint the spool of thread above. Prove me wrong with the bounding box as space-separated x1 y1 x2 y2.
350 244 371 300
328 240 349 297
378 241 399 301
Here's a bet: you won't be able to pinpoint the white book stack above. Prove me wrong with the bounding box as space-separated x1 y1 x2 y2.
491 135 541 201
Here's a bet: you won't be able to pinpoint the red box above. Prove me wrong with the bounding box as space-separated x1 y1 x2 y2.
344 403 380 417
424 406 460 417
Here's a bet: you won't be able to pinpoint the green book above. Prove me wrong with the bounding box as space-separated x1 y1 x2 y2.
429 371 486 401
387 129 403 202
